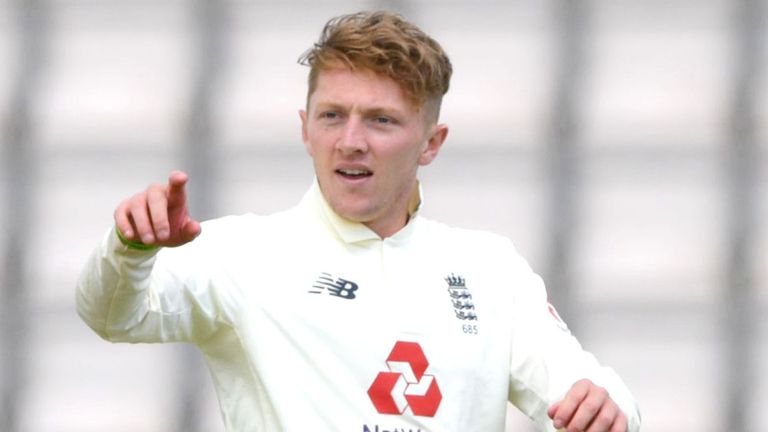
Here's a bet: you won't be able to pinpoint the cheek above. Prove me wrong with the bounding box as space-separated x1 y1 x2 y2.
404 140 428 166
305 129 333 158
304 142 315 157
385 147 424 180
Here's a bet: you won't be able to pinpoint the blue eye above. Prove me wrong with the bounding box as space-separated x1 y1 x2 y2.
375 116 392 124
322 112 338 119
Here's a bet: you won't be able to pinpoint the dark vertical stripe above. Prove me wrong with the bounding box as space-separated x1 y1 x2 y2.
1 1 47 431
723 0 763 430
174 0 228 431
545 0 588 332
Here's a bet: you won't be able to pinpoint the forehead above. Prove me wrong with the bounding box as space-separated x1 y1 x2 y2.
309 68 420 113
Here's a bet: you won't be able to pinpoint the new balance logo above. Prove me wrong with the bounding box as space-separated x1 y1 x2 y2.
367 341 442 417
309 272 358 299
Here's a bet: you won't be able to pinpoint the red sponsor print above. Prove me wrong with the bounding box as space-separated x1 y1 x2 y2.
367 341 442 417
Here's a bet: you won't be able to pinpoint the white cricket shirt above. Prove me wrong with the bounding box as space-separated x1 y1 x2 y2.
77 183 640 431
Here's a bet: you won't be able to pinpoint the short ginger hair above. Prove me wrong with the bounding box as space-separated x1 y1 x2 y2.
298 11 452 119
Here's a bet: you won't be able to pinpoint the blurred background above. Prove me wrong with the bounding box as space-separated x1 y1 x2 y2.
0 0 766 431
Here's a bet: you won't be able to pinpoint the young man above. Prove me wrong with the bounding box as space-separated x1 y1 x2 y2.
77 11 640 432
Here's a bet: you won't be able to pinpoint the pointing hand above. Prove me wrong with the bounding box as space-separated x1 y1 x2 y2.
114 171 202 248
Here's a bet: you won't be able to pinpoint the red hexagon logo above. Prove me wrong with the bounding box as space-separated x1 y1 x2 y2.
367 341 442 417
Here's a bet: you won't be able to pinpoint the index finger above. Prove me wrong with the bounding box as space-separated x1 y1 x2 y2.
167 170 189 206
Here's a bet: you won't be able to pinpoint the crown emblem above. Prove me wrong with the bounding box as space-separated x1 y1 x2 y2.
444 274 465 288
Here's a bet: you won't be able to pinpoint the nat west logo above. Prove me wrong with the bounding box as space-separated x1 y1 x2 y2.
363 426 422 432
367 341 442 417
309 272 358 299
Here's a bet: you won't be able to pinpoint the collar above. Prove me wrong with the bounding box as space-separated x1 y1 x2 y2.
302 179 422 244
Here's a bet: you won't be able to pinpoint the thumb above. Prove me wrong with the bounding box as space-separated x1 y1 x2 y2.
180 218 202 243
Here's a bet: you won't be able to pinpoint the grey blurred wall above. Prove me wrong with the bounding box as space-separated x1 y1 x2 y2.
0 0 766 431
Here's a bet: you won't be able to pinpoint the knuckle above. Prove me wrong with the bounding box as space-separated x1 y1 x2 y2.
555 404 574 419
130 194 147 209
582 399 602 415
573 380 591 397
133 190 148 201
127 199 147 215
114 203 126 220
129 203 145 217
595 410 615 427
596 386 609 399
143 186 159 200
576 378 591 387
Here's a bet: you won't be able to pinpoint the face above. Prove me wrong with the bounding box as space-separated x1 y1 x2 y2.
300 68 448 238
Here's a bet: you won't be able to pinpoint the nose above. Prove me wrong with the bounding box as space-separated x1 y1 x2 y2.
337 116 368 156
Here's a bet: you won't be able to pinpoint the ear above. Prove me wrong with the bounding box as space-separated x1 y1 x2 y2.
299 109 313 156
418 123 448 166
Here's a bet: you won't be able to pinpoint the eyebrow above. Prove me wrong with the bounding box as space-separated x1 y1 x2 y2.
313 101 406 117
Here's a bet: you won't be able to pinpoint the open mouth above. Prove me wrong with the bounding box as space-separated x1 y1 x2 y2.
336 168 373 179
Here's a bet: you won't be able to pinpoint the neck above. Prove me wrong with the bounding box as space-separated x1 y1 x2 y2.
363 213 409 239
363 182 421 238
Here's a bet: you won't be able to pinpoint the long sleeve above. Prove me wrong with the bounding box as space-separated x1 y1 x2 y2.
506 255 641 432
76 226 227 345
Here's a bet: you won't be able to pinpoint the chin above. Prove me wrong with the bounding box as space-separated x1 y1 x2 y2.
332 202 377 223
337 209 374 223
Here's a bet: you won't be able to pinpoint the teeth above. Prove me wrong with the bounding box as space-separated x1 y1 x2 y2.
339 169 369 176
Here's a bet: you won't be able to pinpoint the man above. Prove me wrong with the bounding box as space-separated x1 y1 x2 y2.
77 11 640 432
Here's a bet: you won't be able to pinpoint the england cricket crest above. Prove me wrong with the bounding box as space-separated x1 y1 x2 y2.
445 274 478 321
